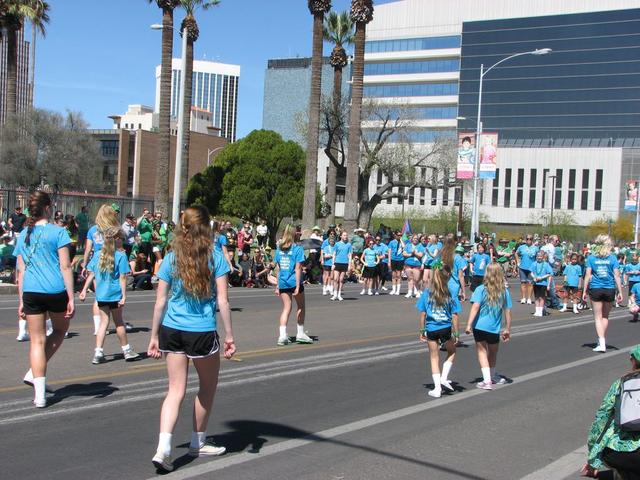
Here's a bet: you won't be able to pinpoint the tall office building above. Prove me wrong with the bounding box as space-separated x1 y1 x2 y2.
0 27 31 124
155 59 240 141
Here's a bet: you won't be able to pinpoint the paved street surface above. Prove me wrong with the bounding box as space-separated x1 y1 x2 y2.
0 281 636 479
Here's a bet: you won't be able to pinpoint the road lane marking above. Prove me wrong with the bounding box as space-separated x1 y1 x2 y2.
519 446 586 480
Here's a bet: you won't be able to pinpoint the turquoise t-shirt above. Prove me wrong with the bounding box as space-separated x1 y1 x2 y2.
451 254 468 288
517 244 538 271
14 224 71 294
415 289 456 332
275 245 305 289
404 243 424 267
374 243 389 264
363 247 378 268
334 241 352 264
563 264 582 288
88 250 131 302
625 262 640 283
471 253 491 276
157 250 230 332
532 261 553 286
87 225 104 252
322 244 335 267
587 254 619 289
631 283 640 305
388 239 404 262
423 243 440 267
470 285 513 334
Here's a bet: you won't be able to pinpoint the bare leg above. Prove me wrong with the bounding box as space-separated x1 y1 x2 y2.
279 293 292 327
159 353 189 434
191 352 221 433
428 339 440 375
111 306 129 347
28 311 70 378
476 341 490 369
95 307 111 349
294 292 305 326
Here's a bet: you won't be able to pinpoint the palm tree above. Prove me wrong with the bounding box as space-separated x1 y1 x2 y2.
323 10 353 225
343 0 373 230
178 0 219 201
302 0 331 235
4 0 49 121
148 0 180 216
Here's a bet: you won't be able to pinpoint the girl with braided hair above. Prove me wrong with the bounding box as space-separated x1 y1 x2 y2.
79 227 139 364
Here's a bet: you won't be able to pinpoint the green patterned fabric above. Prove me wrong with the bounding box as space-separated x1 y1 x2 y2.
587 378 640 469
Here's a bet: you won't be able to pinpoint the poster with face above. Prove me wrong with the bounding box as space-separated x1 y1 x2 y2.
479 132 498 179
625 180 638 211
456 132 475 179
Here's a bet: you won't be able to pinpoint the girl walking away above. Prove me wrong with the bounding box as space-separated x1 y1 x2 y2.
79 227 139 364
388 230 405 295
269 226 312 346
531 251 553 317
417 265 460 398
15 191 75 408
321 235 336 296
470 243 491 292
561 253 583 314
465 263 513 390
147 206 236 472
360 239 379 295
331 231 352 301
403 235 424 298
583 235 623 353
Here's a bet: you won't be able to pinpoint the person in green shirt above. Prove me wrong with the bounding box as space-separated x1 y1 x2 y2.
0 234 15 270
583 345 640 478
137 210 154 261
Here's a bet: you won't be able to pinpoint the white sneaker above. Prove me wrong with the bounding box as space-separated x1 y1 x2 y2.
405 292 413 298
295 332 313 344
374 290 380 296
381 287 388 291
188 442 226 457
33 397 47 408
428 389 442 398
526 299 532 305
152 451 174 472
322 288 328 296
360 289 366 295
16 332 29 342
520 298 526 304
330 294 337 301
573 305 579 314
559 306 567 312
441 380 454 392
491 376 507 385
367 290 373 296
338 295 344 301
277 335 290 346
593 344 606 353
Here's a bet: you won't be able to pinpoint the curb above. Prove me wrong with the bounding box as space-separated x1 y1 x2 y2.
0 284 17 295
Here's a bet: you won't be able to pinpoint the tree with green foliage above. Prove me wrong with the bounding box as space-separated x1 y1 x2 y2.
0 108 101 190
187 130 305 245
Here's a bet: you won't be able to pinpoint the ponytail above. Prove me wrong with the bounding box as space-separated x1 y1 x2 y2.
98 227 123 273
25 191 51 246
429 264 451 307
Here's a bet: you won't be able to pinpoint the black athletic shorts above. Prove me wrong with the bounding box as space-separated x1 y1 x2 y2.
473 328 500 345
533 284 548 299
589 288 616 303
426 327 452 343
391 260 404 272
97 301 121 310
377 263 388 277
22 291 68 315
158 325 220 358
363 266 377 278
629 281 638 296
279 285 304 295
334 263 348 273
323 265 332 272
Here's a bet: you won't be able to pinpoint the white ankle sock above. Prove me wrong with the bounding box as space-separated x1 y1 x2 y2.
441 361 453 382
279 326 287 338
432 373 441 391
481 367 491 384
158 432 172 456
18 319 27 335
93 315 101 334
190 431 206 449
598 337 606 348
296 324 305 337
33 377 46 403
95 347 104 354
535 306 542 316
121 344 131 352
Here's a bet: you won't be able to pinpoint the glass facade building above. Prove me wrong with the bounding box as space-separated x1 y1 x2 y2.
457 8 640 146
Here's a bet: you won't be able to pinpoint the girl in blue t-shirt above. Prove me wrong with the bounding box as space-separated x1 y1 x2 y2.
14 191 75 408
561 253 583 314
331 231 352 301
416 265 459 398
582 235 623 353
269 225 312 346
360 239 380 296
530 250 553 317
147 206 236 472
403 235 424 298
465 263 512 390
79 227 138 365
470 243 491 292
387 230 405 295
421 234 440 289
321 234 336 296
624 252 640 297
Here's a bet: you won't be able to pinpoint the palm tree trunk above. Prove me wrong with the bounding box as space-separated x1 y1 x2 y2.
180 38 194 203
302 12 325 236
154 7 174 216
343 21 366 231
6 22 19 120
326 66 343 225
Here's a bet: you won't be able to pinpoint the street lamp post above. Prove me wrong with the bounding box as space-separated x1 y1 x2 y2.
152 23 188 224
469 48 552 244
548 174 557 226
207 146 225 167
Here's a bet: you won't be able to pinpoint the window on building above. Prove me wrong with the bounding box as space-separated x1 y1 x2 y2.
568 169 576 210
336 186 345 203
492 169 500 207
529 169 537 208
420 187 425 206
516 168 524 208
431 170 438 206
442 169 449 206
554 169 563 210
595 169 603 211
408 187 415 206
542 169 549 209
504 168 512 208
581 169 590 210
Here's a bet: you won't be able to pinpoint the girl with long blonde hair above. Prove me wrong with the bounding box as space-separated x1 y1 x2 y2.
269 225 312 345
147 205 235 472
79 227 138 364
465 262 513 390
417 265 460 398
582 234 623 353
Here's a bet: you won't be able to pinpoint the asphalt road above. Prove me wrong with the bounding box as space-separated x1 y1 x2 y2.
0 281 637 479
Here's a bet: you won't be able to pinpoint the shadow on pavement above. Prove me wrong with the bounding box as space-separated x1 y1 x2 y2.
207 420 487 480
47 381 119 406
581 343 619 351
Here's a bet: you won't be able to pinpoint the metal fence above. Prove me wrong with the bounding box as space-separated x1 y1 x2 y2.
0 188 155 223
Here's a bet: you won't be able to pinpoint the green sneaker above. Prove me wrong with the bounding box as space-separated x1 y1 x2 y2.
295 333 313 344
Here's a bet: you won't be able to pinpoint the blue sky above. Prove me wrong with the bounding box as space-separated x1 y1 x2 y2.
33 0 396 139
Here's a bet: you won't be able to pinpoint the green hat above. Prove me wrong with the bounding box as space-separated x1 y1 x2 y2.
631 345 640 363
312 225 321 232
455 245 465 253
111 203 121 213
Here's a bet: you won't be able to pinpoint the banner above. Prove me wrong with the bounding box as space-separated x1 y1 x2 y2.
456 132 499 180
625 180 638 211
478 132 498 179
401 219 412 243
456 132 475 179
